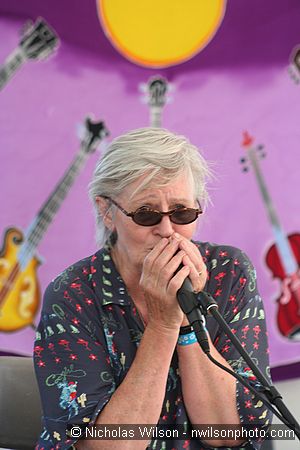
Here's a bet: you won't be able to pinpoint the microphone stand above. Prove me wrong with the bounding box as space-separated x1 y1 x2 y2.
193 290 300 441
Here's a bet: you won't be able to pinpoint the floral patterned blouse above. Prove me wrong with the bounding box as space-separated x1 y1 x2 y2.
34 241 272 450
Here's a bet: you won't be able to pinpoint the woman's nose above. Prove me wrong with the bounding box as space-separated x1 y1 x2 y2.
153 215 174 238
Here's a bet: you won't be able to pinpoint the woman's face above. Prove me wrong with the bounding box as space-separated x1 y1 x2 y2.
111 173 199 271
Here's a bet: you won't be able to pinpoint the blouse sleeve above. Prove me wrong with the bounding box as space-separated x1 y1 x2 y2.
34 268 115 449
205 246 273 449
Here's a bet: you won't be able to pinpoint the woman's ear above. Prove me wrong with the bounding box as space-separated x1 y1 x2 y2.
95 196 114 230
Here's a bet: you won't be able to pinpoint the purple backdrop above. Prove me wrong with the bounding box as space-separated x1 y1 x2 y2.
1 0 300 375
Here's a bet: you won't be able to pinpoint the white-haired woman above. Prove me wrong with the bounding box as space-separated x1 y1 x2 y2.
34 128 272 450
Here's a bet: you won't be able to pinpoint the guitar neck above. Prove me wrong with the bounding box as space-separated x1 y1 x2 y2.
150 106 162 128
0 48 26 91
248 146 298 275
18 147 90 269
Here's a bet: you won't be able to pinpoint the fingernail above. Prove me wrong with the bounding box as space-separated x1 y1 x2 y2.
174 233 180 239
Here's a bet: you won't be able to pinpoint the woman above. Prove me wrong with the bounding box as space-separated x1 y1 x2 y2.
34 128 272 450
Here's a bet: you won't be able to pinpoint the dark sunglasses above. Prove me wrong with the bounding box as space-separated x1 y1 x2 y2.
102 196 202 226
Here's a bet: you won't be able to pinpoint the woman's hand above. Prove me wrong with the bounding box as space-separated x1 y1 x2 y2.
176 233 207 293
139 235 188 331
139 233 207 332
175 233 207 326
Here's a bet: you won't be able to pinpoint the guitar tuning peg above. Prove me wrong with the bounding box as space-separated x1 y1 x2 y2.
166 82 175 93
293 74 300 84
288 65 300 84
76 122 86 141
19 20 34 41
257 144 266 159
138 82 147 93
239 157 249 173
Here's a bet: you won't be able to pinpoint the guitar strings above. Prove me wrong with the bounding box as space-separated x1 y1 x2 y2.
17 147 90 270
0 142 94 305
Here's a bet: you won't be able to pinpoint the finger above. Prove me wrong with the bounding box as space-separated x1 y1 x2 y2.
180 238 201 260
177 237 203 272
156 249 186 286
167 265 191 297
182 254 206 293
142 238 180 293
148 238 180 276
143 237 169 272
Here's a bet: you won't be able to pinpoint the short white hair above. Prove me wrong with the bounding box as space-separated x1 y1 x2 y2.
89 127 212 247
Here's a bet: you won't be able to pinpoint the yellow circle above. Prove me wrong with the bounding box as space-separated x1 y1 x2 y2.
97 0 227 68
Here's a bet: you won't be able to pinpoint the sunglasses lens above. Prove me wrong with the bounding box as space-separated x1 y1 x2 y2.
133 210 161 226
171 209 198 224
132 207 201 226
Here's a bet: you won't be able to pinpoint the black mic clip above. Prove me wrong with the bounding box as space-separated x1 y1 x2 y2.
196 291 219 315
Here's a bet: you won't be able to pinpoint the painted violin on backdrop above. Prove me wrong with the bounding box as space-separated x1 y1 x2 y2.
240 132 300 339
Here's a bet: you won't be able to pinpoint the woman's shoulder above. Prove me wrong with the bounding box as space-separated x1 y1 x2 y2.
52 249 105 286
42 248 109 310
193 240 255 275
194 240 246 260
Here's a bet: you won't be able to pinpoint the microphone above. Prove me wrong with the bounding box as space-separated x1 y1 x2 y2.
177 270 210 354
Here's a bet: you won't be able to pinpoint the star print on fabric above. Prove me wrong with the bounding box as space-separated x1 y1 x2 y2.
77 339 91 350
214 271 226 285
34 345 44 358
85 298 94 305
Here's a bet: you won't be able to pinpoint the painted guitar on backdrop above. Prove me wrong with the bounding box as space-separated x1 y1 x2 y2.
240 131 300 339
0 17 59 91
140 75 171 127
0 118 109 332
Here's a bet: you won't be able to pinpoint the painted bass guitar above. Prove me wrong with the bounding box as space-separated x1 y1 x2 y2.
0 17 59 91
0 118 109 332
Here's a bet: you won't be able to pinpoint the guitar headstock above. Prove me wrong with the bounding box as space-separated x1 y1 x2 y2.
140 75 173 127
240 131 266 172
19 17 59 60
288 45 300 84
145 75 169 109
80 117 110 154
